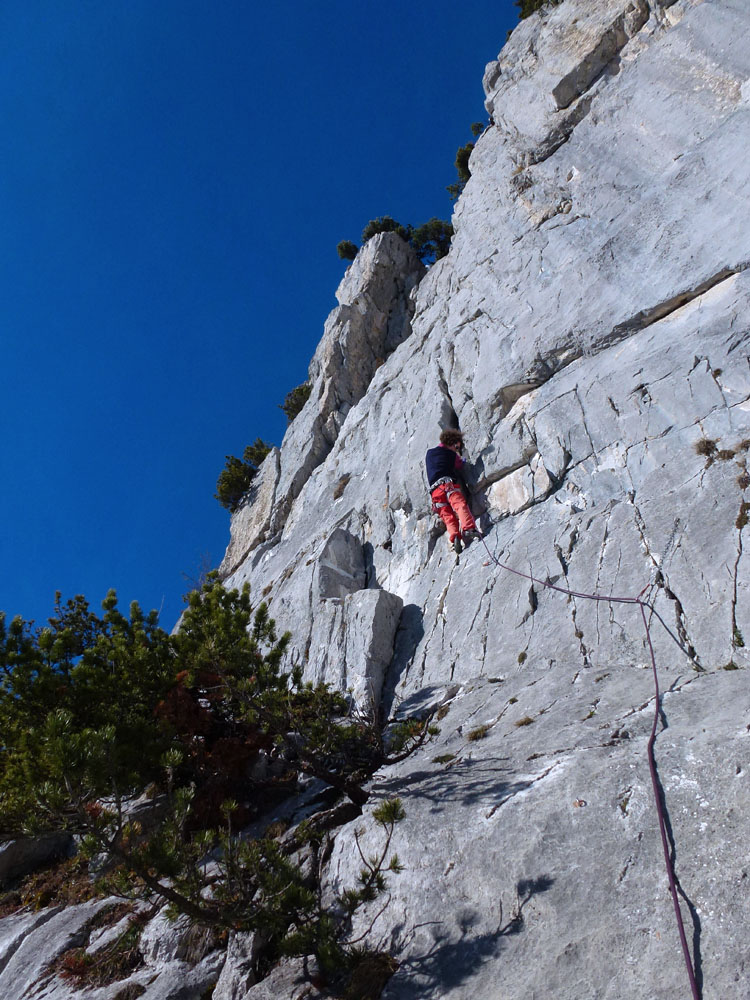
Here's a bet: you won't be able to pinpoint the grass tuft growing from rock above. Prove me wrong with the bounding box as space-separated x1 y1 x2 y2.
0 856 98 917
54 911 146 988
695 437 718 458
333 474 352 499
737 502 749 530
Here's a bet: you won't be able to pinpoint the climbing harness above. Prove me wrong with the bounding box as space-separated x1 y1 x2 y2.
430 478 466 514
477 532 702 1000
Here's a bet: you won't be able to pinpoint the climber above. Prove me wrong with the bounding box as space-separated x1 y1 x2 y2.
426 429 481 553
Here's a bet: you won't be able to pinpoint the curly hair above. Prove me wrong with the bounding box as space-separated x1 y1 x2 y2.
439 428 464 450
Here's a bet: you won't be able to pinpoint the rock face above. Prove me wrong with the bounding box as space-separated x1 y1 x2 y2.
3 1 750 998
0 834 73 889
219 232 424 578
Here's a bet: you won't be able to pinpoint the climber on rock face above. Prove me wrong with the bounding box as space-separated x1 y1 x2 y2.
426 429 481 554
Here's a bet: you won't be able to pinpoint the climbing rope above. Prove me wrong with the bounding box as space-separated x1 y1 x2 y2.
477 533 701 1000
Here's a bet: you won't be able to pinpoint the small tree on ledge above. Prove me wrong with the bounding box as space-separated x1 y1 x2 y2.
215 438 272 512
515 0 563 19
280 382 312 424
337 240 358 261
338 215 454 266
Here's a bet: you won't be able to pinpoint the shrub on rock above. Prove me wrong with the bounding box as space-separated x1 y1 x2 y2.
215 438 272 512
280 382 312 424
336 240 359 261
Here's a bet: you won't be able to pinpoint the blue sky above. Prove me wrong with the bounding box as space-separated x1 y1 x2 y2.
1 1 518 631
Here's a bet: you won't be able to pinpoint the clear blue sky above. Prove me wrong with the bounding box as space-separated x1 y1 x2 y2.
1 1 518 631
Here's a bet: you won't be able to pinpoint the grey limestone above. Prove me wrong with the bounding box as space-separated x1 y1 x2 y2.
0 834 73 889
216 1 750 995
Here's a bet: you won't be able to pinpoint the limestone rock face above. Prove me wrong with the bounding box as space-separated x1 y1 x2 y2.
0 897 223 1000
219 446 280 577
216 1 750 996
219 232 424 575
4 1 750 998
0 834 73 889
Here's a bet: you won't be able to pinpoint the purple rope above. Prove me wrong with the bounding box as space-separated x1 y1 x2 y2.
479 535 701 1000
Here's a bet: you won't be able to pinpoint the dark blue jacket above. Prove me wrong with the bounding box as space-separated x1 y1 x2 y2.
425 444 464 489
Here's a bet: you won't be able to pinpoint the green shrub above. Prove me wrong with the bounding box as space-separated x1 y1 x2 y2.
243 439 272 468
337 240 358 261
410 219 454 263
0 593 177 833
1 576 432 984
280 382 312 424
446 123 486 200
515 0 564 19
446 141 475 200
339 215 453 267
455 142 474 184
361 216 411 244
214 439 272 513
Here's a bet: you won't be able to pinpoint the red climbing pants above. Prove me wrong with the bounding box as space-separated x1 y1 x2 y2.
431 482 477 541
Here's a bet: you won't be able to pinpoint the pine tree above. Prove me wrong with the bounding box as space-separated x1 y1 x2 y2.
515 0 563 20
0 574 434 986
280 383 312 424
214 438 272 512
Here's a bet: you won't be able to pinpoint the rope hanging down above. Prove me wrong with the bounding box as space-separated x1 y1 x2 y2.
478 534 701 1000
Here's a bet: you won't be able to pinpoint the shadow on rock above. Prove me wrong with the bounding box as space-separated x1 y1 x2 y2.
383 876 554 999
382 604 425 714
374 755 527 815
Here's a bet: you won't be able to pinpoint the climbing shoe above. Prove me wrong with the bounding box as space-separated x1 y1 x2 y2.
462 529 482 545
451 535 463 554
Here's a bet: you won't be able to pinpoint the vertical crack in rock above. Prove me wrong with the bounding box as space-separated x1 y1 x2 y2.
628 493 701 667
436 358 460 429
705 356 734 418
520 583 539 626
593 506 615 648
416 565 457 687
573 386 597 462
467 580 494 675
555 537 591 668
731 517 745 656
396 601 430 700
